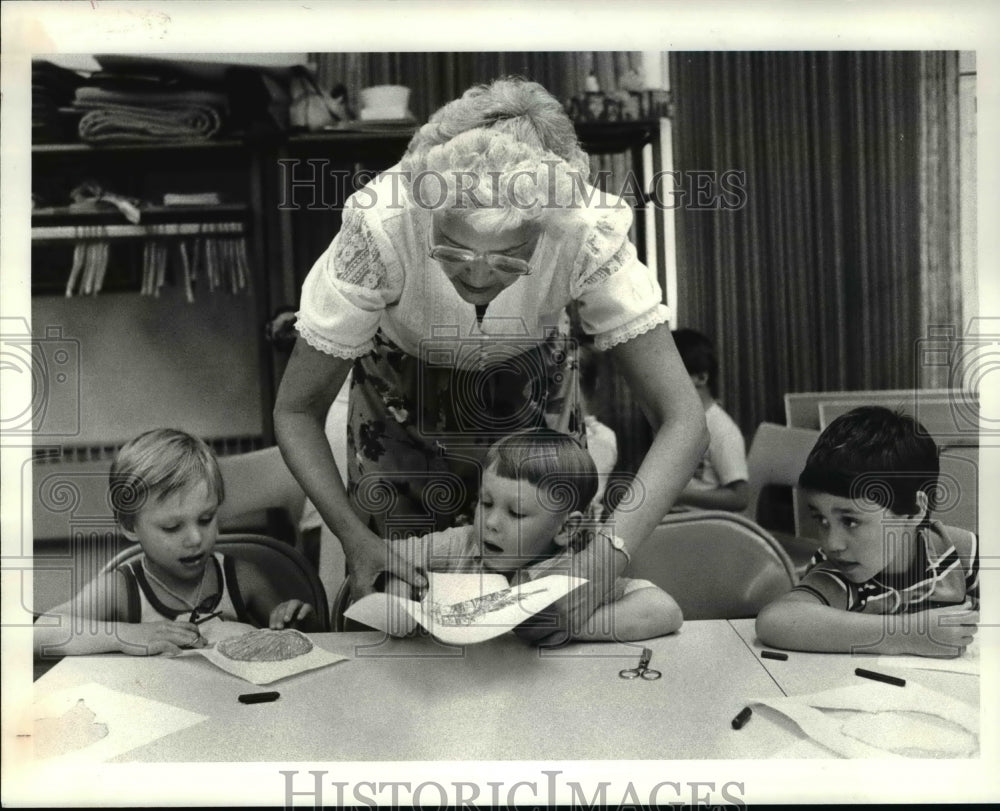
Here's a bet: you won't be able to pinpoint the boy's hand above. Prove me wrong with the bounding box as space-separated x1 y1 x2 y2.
920 605 979 656
886 606 979 657
117 621 205 657
269 600 314 629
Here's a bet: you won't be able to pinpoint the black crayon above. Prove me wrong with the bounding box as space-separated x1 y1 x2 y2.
855 667 906 687
731 706 752 729
238 691 281 704
761 650 788 661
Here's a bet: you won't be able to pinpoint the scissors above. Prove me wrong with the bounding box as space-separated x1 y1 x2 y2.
619 647 661 680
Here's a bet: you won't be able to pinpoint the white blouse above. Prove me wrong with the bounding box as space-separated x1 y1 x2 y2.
296 166 668 370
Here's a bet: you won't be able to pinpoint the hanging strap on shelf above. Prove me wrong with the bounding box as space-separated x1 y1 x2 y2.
178 239 195 303
65 234 85 297
65 225 110 297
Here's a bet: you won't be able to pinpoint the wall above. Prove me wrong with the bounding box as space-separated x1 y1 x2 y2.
31 280 263 446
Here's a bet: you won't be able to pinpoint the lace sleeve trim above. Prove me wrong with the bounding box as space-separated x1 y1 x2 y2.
295 320 372 359
593 305 670 351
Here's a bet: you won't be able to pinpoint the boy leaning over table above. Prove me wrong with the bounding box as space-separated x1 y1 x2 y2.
33 429 318 659
756 406 979 657
381 427 684 644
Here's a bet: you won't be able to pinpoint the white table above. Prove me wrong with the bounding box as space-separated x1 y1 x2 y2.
32 621 795 762
728 618 979 709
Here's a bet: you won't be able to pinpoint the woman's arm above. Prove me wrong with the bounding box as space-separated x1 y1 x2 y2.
542 325 707 643
273 339 425 599
605 323 709 543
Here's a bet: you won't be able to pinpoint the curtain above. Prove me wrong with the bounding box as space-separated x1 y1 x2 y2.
669 51 963 436
313 52 643 123
918 52 963 389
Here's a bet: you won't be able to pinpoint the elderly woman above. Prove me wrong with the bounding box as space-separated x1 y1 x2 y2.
275 78 707 640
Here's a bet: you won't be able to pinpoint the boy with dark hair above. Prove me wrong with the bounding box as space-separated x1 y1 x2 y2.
671 328 748 511
756 406 979 656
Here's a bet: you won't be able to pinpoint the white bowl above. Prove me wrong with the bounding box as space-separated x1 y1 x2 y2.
360 85 411 112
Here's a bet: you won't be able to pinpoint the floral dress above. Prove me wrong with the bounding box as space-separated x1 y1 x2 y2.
296 166 668 537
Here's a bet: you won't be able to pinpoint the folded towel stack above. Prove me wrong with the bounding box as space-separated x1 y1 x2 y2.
32 60 85 142
74 86 228 144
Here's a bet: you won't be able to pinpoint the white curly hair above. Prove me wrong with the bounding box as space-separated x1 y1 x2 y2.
401 78 591 231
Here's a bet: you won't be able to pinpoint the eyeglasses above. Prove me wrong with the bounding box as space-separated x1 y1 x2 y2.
428 244 533 277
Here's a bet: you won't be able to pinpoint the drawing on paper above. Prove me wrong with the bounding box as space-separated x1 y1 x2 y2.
34 698 109 759
431 586 547 626
216 628 314 662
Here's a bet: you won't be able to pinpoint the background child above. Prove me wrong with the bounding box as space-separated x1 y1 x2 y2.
34 429 317 659
756 406 979 656
670 328 749 511
383 427 682 643
576 342 618 512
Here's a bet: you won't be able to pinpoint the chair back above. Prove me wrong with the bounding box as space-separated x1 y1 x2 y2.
330 576 353 632
216 447 307 533
629 511 797 620
101 533 330 631
744 422 820 527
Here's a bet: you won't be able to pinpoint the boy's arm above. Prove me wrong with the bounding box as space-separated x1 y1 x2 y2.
674 408 749 511
571 584 683 642
234 559 319 632
675 479 749 511
34 572 203 657
755 591 979 657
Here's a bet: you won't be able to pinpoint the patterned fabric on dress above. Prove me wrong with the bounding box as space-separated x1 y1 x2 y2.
348 328 584 536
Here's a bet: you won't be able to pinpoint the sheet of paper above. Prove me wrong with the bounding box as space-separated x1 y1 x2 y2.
28 682 207 763
344 572 587 644
872 636 980 676
422 572 586 644
749 681 979 759
185 629 347 685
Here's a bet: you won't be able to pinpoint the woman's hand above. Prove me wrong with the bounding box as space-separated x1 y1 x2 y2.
515 529 626 646
116 621 205 657
344 529 428 602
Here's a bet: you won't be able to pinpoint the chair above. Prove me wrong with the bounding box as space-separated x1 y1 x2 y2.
629 511 797 620
217 446 306 527
330 576 353 632
744 422 820 525
742 422 822 571
216 446 308 553
100 533 331 631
